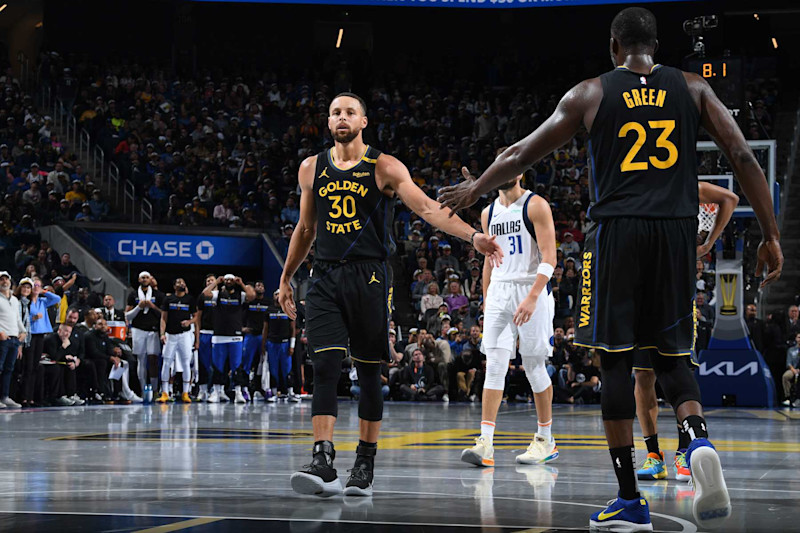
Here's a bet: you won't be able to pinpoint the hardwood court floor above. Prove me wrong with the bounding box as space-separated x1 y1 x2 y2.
1 400 799 532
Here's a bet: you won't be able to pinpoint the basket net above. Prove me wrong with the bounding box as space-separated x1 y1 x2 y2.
698 203 718 234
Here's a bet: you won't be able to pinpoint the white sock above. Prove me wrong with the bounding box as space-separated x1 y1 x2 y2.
235 385 241 393
480 420 496 445
538 420 552 440
161 381 169 394
183 381 191 393
214 384 222 394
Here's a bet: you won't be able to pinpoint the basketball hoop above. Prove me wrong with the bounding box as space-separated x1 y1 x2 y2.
698 203 718 234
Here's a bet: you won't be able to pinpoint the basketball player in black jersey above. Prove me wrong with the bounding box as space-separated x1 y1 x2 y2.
279 92 503 498
439 8 783 531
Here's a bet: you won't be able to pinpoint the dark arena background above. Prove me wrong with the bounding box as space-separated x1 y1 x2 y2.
1 0 799 531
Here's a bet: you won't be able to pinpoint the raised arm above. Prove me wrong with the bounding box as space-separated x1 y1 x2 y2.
697 181 739 258
279 156 318 319
438 79 599 213
689 73 782 286
380 154 502 265
480 207 492 308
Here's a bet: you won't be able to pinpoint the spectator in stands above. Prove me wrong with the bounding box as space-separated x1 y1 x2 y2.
420 282 443 320
88 190 110 221
0 271 26 409
97 294 124 321
398 348 443 401
443 280 468 313
420 332 452 401
781 333 800 407
559 231 581 259
65 180 87 205
434 244 459 279
280 196 299 225
551 266 572 319
19 277 61 407
213 197 233 223
745 303 765 353
786 305 800 341
696 291 715 324
565 349 600 405
451 346 483 402
41 323 82 406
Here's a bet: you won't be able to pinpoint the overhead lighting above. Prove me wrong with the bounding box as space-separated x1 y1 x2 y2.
753 13 759 20
336 28 344 49
0 4 7 13
772 37 778 49
35 21 43 28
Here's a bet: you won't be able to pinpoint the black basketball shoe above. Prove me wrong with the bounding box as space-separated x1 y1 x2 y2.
290 441 342 496
344 442 377 497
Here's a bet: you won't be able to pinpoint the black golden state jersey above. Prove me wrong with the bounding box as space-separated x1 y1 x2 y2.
587 65 700 220
313 146 395 262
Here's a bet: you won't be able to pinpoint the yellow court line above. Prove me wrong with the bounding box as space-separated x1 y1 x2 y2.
134 517 223 533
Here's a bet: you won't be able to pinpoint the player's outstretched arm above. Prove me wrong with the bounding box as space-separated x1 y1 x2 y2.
380 154 503 266
437 80 596 214
697 182 739 258
690 73 783 286
513 196 556 326
279 156 318 319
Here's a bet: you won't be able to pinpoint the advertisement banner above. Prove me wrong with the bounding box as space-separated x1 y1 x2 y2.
87 232 261 267
192 0 690 8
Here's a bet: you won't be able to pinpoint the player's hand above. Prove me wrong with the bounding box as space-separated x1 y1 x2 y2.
160 334 166 344
513 295 537 326
180 320 192 328
279 280 296 320
437 167 480 216
696 241 713 259
472 233 503 267
756 239 783 288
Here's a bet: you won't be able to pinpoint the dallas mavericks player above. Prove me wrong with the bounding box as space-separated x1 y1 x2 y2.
462 150 558 468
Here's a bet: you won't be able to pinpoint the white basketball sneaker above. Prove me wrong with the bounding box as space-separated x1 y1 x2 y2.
461 436 495 467
516 434 559 464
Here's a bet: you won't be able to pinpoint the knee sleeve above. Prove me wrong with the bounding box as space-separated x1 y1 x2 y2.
484 347 511 390
355 361 383 422
522 355 551 394
652 355 700 410
600 351 635 420
311 350 342 418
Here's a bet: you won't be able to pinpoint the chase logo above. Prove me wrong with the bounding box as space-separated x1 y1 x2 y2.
196 241 215 260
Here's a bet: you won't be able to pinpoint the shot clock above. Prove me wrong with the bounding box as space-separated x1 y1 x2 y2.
684 57 744 116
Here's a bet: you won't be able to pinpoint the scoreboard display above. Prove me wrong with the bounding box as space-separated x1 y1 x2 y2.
684 57 744 117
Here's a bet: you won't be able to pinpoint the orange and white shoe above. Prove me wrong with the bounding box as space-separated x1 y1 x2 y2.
461 437 495 467
155 392 170 403
674 450 691 482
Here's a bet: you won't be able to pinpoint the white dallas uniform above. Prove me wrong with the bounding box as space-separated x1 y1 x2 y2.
483 190 555 367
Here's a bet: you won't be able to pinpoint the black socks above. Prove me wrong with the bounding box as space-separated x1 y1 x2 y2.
643 434 660 455
610 445 640 501
682 415 709 441
677 422 691 451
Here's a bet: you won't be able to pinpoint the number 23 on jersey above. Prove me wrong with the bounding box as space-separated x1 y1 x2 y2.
618 119 678 172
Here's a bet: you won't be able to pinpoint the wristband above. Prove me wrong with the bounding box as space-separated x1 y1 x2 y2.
290 337 296 349
537 263 555 280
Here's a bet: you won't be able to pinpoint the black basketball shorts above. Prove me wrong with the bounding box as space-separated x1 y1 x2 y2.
632 347 700 371
574 217 697 358
305 260 393 364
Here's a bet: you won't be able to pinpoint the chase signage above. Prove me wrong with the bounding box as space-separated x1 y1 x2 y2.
88 232 259 266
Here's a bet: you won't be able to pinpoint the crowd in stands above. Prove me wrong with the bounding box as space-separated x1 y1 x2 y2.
0 51 793 409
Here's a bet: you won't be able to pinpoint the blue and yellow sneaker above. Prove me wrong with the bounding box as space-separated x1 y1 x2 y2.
687 438 731 530
590 494 653 532
636 451 667 480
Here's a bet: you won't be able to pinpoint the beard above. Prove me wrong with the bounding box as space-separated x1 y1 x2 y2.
333 127 359 144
